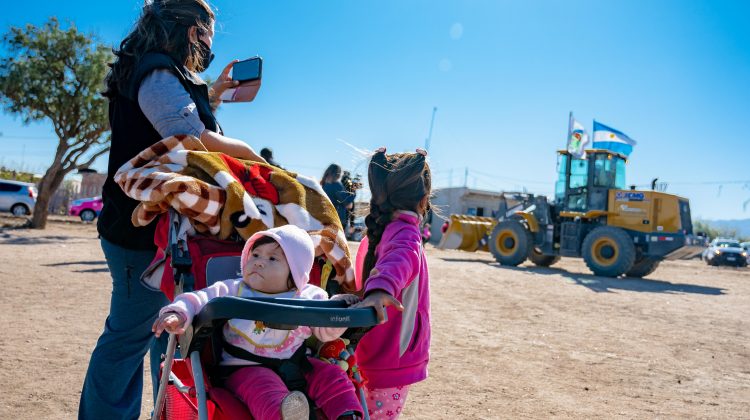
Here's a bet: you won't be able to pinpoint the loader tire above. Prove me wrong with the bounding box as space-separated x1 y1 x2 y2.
489 220 531 266
625 257 661 278
582 226 636 277
529 248 560 267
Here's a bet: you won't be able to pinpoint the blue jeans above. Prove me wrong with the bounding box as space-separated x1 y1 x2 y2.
79 238 169 420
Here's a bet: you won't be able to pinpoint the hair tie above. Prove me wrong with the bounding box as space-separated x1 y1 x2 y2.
371 149 389 170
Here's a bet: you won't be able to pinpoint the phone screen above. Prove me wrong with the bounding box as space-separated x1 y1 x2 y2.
232 57 262 82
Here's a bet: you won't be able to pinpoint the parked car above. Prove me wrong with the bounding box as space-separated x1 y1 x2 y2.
0 180 37 216
702 238 748 267
69 196 103 222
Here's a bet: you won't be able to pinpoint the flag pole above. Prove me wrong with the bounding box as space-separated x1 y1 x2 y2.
592 118 597 139
566 111 573 153
568 111 573 140
591 117 597 154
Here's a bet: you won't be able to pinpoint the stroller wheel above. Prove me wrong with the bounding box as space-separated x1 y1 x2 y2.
281 390 309 420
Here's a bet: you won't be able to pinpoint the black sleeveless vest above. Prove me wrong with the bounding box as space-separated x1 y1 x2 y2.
97 52 218 250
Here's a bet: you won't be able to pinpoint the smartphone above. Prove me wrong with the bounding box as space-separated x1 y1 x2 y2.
232 56 263 83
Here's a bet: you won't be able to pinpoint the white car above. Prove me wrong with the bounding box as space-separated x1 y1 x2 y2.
0 180 37 216
702 238 748 267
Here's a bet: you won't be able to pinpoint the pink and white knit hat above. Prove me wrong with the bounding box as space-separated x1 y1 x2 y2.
240 224 315 291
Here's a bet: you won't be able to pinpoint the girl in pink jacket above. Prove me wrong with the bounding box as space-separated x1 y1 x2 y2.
153 224 361 420
353 148 432 419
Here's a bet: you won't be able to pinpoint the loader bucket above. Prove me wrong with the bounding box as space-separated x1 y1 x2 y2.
438 214 498 252
664 235 707 260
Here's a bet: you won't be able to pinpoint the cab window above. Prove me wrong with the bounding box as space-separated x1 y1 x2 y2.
554 154 568 203
593 154 616 188
568 158 588 189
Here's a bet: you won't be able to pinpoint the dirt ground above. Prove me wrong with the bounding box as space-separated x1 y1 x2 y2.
1 215 748 419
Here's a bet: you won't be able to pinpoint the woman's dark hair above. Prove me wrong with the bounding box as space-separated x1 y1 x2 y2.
360 150 431 284
103 0 215 98
251 235 295 290
320 163 342 186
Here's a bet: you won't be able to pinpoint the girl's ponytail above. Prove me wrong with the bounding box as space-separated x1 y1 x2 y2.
360 148 432 285
361 149 391 284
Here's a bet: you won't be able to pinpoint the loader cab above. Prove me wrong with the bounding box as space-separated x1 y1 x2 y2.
555 150 627 213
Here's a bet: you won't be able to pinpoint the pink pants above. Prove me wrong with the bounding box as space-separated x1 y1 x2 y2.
364 385 411 419
225 357 362 419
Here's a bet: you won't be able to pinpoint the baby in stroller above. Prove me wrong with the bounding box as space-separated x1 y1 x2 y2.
153 224 362 420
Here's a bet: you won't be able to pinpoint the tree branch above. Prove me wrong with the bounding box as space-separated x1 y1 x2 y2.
73 146 111 171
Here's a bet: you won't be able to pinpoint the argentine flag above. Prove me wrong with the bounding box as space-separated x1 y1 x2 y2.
593 121 637 157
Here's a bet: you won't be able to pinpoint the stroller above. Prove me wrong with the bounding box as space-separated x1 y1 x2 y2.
151 210 377 420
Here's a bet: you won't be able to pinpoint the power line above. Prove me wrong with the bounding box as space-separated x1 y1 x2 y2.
631 180 750 189
431 167 550 184
437 167 551 186
470 169 551 186
662 180 750 186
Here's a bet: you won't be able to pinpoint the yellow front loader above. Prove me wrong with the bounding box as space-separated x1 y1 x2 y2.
439 149 704 278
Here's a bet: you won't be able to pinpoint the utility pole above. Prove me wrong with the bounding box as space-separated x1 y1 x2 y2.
424 107 437 153
464 167 468 188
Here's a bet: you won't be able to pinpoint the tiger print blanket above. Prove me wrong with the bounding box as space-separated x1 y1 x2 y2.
114 135 355 289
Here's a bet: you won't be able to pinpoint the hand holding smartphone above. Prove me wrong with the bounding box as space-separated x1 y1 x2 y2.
221 56 263 103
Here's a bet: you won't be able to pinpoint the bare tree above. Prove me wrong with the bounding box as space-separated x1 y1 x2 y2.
0 18 110 228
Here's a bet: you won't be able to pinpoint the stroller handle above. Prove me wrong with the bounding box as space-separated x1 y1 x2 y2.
180 296 379 355
193 296 379 330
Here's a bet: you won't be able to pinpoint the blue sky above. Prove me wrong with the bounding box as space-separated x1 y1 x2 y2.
1 0 749 220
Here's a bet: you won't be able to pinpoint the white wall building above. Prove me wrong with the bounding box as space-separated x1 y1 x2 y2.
428 187 506 243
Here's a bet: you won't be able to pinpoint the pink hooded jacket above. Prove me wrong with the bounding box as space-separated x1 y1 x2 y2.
354 211 431 389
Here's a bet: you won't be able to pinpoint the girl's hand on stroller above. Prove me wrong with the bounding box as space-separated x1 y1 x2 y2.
152 312 187 337
351 290 403 324
331 293 360 306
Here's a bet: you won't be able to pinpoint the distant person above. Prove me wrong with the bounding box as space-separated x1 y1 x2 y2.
421 222 432 244
320 164 354 230
260 147 283 169
352 147 432 419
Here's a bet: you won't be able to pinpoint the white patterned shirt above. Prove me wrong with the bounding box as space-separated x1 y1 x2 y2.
160 279 345 366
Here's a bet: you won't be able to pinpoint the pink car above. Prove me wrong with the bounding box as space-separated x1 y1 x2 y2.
69 196 103 222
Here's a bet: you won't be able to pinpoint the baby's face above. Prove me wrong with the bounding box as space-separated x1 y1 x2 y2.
243 241 292 294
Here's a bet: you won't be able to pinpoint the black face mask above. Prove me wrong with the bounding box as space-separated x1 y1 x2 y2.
195 39 214 71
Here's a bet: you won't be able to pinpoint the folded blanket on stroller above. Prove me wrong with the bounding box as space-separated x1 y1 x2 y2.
114 135 355 289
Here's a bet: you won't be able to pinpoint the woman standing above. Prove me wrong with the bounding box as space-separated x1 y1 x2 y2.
321 164 355 231
79 1 264 418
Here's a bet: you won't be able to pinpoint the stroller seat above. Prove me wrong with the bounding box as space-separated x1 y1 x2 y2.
163 358 252 419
